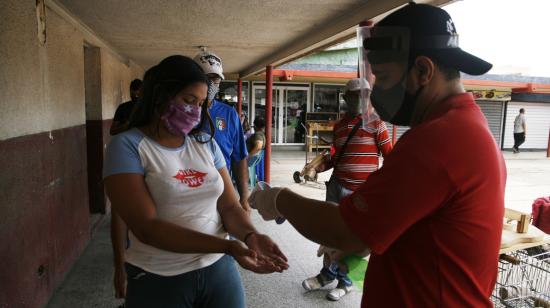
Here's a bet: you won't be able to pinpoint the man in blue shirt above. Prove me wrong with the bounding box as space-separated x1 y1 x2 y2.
194 50 251 212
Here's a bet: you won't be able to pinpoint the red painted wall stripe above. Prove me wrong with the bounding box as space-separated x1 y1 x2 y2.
0 125 91 308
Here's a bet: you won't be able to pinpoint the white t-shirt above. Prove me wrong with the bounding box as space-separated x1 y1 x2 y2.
103 128 226 276
514 114 525 133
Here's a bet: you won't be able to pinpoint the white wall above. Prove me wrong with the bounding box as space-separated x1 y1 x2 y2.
0 0 144 140
101 50 144 120
44 7 86 128
0 0 44 140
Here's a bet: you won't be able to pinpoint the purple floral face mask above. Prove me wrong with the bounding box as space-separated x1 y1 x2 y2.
161 100 202 136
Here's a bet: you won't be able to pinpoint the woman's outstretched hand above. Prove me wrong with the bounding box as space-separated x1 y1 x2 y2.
228 239 288 274
245 233 288 272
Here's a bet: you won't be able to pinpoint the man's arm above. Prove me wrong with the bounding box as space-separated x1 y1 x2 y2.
376 121 393 157
234 159 251 212
111 211 127 269
231 110 250 211
315 130 337 172
276 189 367 253
251 141 453 256
313 152 332 173
247 140 263 158
110 211 127 298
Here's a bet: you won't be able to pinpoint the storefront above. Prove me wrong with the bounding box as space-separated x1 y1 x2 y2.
502 93 550 150
468 89 511 146
251 83 310 144
220 80 347 146
220 75 550 152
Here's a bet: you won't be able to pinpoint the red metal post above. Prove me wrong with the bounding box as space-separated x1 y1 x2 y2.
237 78 243 117
392 125 397 145
265 65 273 184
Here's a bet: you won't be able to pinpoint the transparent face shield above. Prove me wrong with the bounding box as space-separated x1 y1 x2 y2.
357 26 411 126
357 26 378 128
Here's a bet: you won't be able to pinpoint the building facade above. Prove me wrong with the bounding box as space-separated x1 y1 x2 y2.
219 47 550 150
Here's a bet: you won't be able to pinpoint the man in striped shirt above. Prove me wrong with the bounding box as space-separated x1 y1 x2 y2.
302 78 392 301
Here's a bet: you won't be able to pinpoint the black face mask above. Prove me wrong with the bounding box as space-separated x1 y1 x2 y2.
344 96 360 115
371 71 423 126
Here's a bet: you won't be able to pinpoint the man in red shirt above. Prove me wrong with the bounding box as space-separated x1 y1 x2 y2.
323 78 393 194
250 3 506 307
302 78 392 301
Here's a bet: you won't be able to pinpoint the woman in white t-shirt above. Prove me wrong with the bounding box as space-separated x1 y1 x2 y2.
103 55 288 308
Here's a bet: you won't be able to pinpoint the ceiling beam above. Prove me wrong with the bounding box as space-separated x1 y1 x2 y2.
46 0 130 65
239 0 456 78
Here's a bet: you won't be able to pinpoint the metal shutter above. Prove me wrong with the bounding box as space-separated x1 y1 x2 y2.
503 102 550 149
386 124 409 143
386 100 504 146
475 100 505 146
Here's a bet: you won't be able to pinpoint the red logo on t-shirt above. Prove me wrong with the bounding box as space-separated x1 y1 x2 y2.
173 169 207 188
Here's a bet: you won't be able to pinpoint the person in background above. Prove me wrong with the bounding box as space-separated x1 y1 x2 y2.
246 117 266 160
246 117 266 186
302 78 392 301
294 104 307 143
109 78 142 299
104 55 287 307
241 114 254 140
249 3 506 307
513 108 526 153
194 51 251 214
110 79 142 135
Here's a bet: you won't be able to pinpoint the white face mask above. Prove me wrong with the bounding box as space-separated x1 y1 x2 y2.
207 80 219 102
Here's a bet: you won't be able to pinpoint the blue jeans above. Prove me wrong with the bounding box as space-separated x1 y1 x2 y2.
125 254 245 308
325 176 353 204
321 176 353 287
321 263 352 287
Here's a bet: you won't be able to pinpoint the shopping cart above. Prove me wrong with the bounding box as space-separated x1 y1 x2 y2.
490 208 550 307
492 249 550 307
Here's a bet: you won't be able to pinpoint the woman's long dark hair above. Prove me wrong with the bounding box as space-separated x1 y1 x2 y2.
129 55 215 143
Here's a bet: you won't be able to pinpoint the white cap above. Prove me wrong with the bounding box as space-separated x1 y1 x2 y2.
345 78 370 92
193 51 225 80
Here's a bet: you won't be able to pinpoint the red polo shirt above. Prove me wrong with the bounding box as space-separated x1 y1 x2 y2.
340 93 506 307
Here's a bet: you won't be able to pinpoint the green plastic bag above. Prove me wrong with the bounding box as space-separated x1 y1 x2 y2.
342 255 368 289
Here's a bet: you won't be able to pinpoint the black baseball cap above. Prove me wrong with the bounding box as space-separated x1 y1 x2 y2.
366 2 492 75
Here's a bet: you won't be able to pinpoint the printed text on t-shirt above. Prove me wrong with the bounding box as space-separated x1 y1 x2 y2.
173 169 208 188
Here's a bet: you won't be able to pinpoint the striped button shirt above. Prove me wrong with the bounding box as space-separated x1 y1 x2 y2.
331 115 392 191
